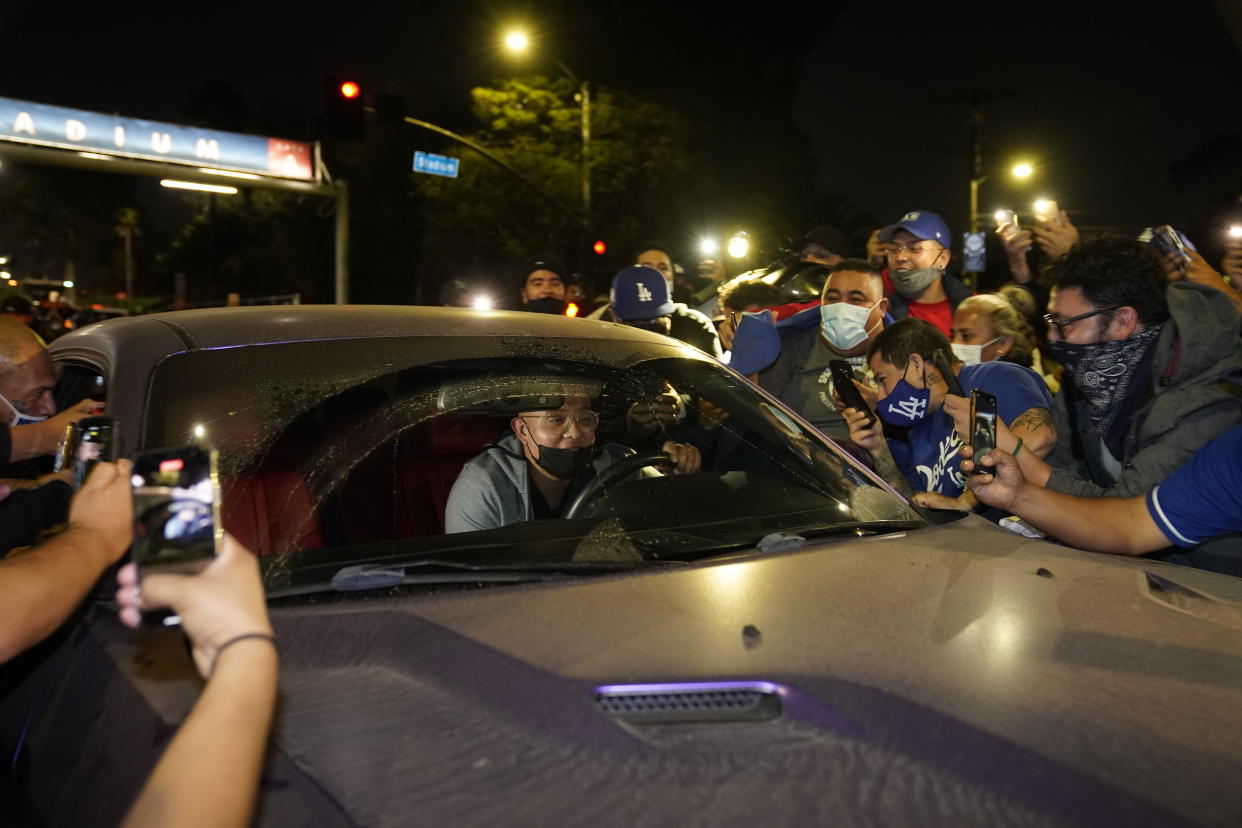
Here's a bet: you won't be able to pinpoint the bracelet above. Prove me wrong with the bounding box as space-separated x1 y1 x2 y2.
1011 438 1024 458
210 632 278 675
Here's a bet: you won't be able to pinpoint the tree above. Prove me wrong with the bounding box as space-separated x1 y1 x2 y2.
412 76 696 296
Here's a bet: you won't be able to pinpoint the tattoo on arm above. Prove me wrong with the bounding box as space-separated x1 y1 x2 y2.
1009 407 1053 432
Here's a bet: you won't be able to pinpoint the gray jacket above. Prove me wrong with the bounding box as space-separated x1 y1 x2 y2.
1046 281 1242 498
444 434 629 533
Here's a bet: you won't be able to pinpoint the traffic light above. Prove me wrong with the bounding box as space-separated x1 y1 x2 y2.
324 76 365 140
592 240 606 255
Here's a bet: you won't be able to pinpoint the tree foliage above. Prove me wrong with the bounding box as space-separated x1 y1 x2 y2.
413 76 696 286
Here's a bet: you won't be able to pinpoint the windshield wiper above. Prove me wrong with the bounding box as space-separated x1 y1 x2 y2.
276 558 682 597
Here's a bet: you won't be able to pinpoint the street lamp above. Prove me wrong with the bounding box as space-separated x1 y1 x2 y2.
969 160 1036 233
502 29 591 233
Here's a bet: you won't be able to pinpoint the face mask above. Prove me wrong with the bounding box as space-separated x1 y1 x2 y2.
0 393 48 427
950 337 1001 366
890 266 941 299
819 301 880 351
532 444 595 479
877 363 931 427
525 297 569 315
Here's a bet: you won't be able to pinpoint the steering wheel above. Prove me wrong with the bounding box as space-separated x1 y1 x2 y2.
562 451 671 520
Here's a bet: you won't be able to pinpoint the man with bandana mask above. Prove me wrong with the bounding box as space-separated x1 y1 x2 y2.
842 317 1054 501
727 260 889 439
966 237 1242 502
444 392 700 533
876 210 972 336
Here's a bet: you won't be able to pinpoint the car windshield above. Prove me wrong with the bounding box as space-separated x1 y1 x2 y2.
142 336 922 592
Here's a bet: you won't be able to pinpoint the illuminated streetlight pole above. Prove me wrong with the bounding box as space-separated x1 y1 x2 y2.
503 30 591 234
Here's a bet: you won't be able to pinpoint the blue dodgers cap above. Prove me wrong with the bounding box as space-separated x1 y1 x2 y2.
877 210 951 245
610 266 676 320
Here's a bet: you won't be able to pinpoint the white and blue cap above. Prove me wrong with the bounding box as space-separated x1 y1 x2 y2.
610 266 676 321
877 210 951 245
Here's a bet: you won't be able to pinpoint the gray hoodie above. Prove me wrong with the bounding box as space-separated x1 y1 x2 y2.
1046 281 1242 499
444 434 629 533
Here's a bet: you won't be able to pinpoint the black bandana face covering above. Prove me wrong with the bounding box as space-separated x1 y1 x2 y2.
532 444 594 479
1045 323 1164 435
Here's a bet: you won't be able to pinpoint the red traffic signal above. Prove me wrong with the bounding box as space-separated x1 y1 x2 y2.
324 76 365 140
592 240 606 255
340 81 361 99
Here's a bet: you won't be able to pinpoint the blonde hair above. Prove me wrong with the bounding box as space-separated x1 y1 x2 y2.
956 293 1035 367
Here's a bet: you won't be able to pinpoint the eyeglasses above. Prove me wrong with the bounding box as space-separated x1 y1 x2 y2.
1043 305 1120 338
884 243 937 256
522 412 600 430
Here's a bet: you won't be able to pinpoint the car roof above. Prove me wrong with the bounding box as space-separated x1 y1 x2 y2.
51 304 704 364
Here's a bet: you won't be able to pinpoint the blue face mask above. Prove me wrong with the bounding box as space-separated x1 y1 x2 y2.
0 393 48 427
877 362 931 427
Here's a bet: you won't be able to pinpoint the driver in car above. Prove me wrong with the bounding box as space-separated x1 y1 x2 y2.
444 392 700 533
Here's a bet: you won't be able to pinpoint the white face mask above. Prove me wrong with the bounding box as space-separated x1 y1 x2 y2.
950 337 1001 366
819 300 881 351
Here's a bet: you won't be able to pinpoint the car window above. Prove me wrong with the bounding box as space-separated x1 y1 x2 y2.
142 339 922 589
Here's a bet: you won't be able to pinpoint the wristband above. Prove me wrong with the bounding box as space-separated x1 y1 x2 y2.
1011 437 1024 458
210 632 278 675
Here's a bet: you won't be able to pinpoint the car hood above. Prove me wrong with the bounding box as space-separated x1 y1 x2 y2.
115 519 1242 826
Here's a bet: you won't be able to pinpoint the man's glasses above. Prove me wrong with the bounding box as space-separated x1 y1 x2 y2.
885 243 936 256
1043 305 1120 338
522 412 600 430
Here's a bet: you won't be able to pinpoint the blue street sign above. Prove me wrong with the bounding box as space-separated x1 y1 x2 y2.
0 96 315 180
413 151 459 178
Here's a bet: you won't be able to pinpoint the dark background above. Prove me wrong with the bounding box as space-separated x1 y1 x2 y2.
0 0 1239 304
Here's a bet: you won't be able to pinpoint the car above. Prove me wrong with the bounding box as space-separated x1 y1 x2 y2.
4 305 1242 826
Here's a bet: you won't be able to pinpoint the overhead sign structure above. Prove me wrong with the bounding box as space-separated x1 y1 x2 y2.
962 231 986 272
0 97 316 181
413 151 459 178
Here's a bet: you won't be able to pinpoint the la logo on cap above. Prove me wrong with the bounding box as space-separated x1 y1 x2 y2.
635 283 653 302
902 211 920 221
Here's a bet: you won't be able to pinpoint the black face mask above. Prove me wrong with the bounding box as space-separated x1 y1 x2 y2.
525 297 569 315
533 444 594 479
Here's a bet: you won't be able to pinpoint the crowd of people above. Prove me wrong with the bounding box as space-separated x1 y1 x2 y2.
484 206 1241 573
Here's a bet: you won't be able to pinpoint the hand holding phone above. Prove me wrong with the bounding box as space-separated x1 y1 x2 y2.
968 390 998 475
72 415 117 488
1033 199 1061 225
994 209 1022 243
132 445 221 590
1152 225 1192 262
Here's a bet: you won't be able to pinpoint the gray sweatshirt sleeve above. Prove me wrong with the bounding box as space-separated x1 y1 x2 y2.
444 461 507 534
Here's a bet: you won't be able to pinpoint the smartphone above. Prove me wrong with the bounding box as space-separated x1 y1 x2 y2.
1229 225 1242 246
1152 225 1192 262
1032 199 1060 225
829 360 875 428
968 390 998 475
131 445 221 586
73 415 117 488
994 209 1021 243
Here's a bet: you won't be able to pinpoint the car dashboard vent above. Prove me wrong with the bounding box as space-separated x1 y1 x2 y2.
595 681 783 723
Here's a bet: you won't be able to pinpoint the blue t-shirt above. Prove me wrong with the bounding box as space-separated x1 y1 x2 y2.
1145 425 1242 547
894 361 1053 496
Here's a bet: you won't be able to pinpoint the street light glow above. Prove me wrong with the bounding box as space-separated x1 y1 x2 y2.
727 233 749 259
63 281 74 288
1012 162 1033 178
699 237 719 256
160 179 239 195
1229 225 1242 240
504 30 529 52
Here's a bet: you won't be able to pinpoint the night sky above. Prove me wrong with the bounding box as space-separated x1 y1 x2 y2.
2 0 1240 294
